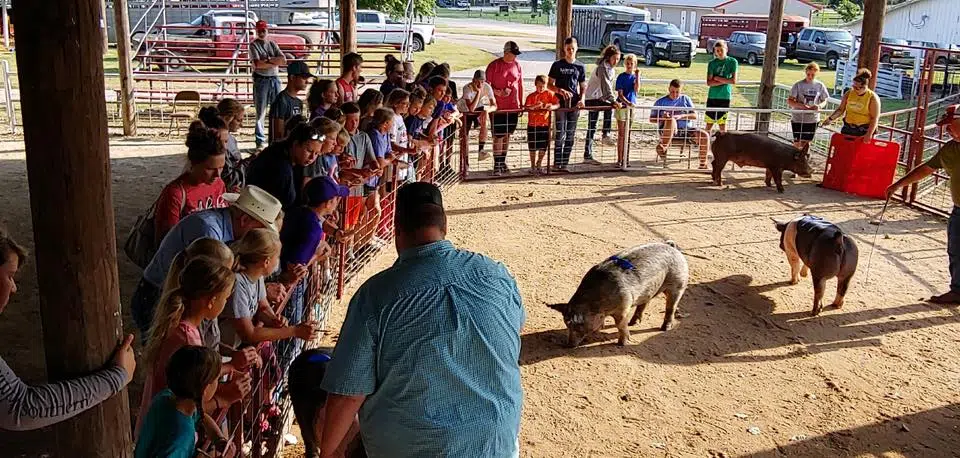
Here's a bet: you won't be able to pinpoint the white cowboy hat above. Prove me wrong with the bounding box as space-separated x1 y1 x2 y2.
222 186 281 233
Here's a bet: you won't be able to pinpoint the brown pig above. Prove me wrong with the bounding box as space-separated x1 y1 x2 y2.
711 131 813 193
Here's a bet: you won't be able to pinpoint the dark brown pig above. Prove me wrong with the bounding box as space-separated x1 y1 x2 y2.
774 215 859 316
711 131 813 193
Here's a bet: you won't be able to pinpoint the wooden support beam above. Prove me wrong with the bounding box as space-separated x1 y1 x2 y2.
113 0 136 136
555 0 572 60
340 0 357 56
858 0 886 90
12 0 131 456
100 0 109 54
756 0 786 133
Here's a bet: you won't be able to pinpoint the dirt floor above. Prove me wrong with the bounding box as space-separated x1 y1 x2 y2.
3 138 960 457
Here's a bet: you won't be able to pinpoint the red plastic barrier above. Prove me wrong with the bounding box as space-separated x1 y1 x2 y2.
822 133 901 199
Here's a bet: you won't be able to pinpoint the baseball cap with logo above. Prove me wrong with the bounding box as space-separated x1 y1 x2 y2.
287 61 316 78
255 20 268 31
936 104 959 127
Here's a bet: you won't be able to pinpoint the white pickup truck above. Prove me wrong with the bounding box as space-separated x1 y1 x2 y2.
288 9 435 52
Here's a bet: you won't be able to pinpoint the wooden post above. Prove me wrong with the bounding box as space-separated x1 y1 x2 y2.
858 0 886 90
340 0 357 55
2 0 8 50
100 0 109 54
555 0 572 60
12 0 131 456
113 0 136 136
755 0 785 133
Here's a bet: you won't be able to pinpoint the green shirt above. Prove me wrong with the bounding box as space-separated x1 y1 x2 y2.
707 56 738 100
926 140 960 204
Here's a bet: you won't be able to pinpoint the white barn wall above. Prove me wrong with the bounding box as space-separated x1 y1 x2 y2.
720 0 817 17
845 0 960 44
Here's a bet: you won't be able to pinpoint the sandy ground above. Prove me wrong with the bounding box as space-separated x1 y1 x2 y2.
3 136 960 456
298 169 960 457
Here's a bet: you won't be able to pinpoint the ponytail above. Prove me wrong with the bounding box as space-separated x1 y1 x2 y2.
144 285 187 366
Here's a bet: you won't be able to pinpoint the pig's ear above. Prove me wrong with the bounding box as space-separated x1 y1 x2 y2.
771 217 787 233
546 302 568 314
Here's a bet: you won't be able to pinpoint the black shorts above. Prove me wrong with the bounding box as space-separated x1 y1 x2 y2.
791 122 818 141
465 109 484 130
527 126 549 151
658 125 699 140
491 112 519 137
841 122 869 137
705 98 731 124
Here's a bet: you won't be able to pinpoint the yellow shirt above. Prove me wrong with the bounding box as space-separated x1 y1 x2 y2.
844 88 875 126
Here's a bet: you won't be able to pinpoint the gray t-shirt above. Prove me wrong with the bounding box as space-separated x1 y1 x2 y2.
789 79 830 124
346 132 376 197
220 272 266 347
268 91 303 144
250 39 283 77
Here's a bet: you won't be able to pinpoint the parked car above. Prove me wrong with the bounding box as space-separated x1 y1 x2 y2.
785 27 853 70
456 0 471 7
609 21 696 67
880 37 913 65
698 13 807 49
708 31 785 66
909 40 960 65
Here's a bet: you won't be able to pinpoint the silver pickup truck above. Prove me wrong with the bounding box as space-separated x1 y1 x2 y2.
708 31 785 66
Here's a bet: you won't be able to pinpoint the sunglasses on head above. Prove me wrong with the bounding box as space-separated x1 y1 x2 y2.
310 133 327 142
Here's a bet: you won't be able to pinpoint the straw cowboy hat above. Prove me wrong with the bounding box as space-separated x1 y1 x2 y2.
222 186 282 233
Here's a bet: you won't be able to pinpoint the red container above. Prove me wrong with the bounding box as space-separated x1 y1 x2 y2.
822 133 901 199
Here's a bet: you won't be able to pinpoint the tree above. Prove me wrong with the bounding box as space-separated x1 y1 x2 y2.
540 0 555 14
833 0 862 22
357 0 435 17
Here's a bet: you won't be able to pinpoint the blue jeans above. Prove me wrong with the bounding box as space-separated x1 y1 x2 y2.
584 100 612 159
949 207 960 292
253 75 281 146
553 109 580 169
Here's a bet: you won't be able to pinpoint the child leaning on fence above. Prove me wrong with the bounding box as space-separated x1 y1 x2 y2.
524 75 560 175
135 346 225 458
615 54 640 167
221 228 320 348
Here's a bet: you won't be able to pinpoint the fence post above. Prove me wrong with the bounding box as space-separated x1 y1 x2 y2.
906 50 935 204
2 60 12 133
623 108 633 170
459 118 469 179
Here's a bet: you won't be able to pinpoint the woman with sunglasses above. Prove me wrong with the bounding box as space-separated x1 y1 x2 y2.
821 68 881 143
380 55 406 99
247 123 326 210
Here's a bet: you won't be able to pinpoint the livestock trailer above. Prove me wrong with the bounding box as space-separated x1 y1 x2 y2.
572 5 651 51
698 13 808 48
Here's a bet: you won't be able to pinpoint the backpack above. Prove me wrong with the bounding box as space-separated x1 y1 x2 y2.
123 183 186 269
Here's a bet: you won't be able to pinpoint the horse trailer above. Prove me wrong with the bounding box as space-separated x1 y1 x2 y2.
572 5 651 51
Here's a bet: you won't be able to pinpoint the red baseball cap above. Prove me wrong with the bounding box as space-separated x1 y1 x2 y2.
255 20 268 31
937 104 959 126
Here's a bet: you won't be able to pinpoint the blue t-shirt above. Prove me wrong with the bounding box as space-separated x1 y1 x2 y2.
615 72 637 104
366 129 390 187
652 94 695 129
280 206 325 266
144 208 234 287
135 389 199 458
406 115 427 138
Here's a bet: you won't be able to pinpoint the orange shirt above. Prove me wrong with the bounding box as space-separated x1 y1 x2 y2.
525 90 559 128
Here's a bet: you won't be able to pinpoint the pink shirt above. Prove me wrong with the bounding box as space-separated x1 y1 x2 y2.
485 58 523 110
135 321 202 437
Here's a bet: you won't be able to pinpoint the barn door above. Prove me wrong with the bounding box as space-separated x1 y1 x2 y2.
656 8 661 22
680 10 687 32
690 11 697 35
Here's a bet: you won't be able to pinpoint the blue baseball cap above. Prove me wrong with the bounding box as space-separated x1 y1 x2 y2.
304 176 348 206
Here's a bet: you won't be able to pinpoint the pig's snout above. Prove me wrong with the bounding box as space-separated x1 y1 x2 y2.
566 329 587 348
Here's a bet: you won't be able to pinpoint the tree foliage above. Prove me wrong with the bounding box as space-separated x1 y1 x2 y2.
357 0 436 18
833 0 862 22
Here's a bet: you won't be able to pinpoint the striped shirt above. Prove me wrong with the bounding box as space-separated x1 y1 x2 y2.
321 240 525 458
0 357 126 431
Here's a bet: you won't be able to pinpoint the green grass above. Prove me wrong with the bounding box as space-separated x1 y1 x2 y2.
417 38 496 72
434 25 542 39
434 7 549 26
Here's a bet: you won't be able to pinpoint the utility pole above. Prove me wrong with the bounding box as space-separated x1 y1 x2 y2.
13 0 131 455
858 0 886 90
555 0 572 60
113 0 136 135
756 0 785 133
340 0 357 55
100 0 109 54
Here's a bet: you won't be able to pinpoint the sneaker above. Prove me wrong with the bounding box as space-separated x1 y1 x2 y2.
491 169 503 177
584 157 602 166
478 151 491 161
322 267 332 284
601 136 616 146
552 166 571 174
371 236 389 248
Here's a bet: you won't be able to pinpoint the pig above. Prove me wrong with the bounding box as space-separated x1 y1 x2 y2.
774 215 859 316
547 242 689 347
710 131 814 193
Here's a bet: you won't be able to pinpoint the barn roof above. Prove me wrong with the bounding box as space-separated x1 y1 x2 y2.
714 0 824 10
